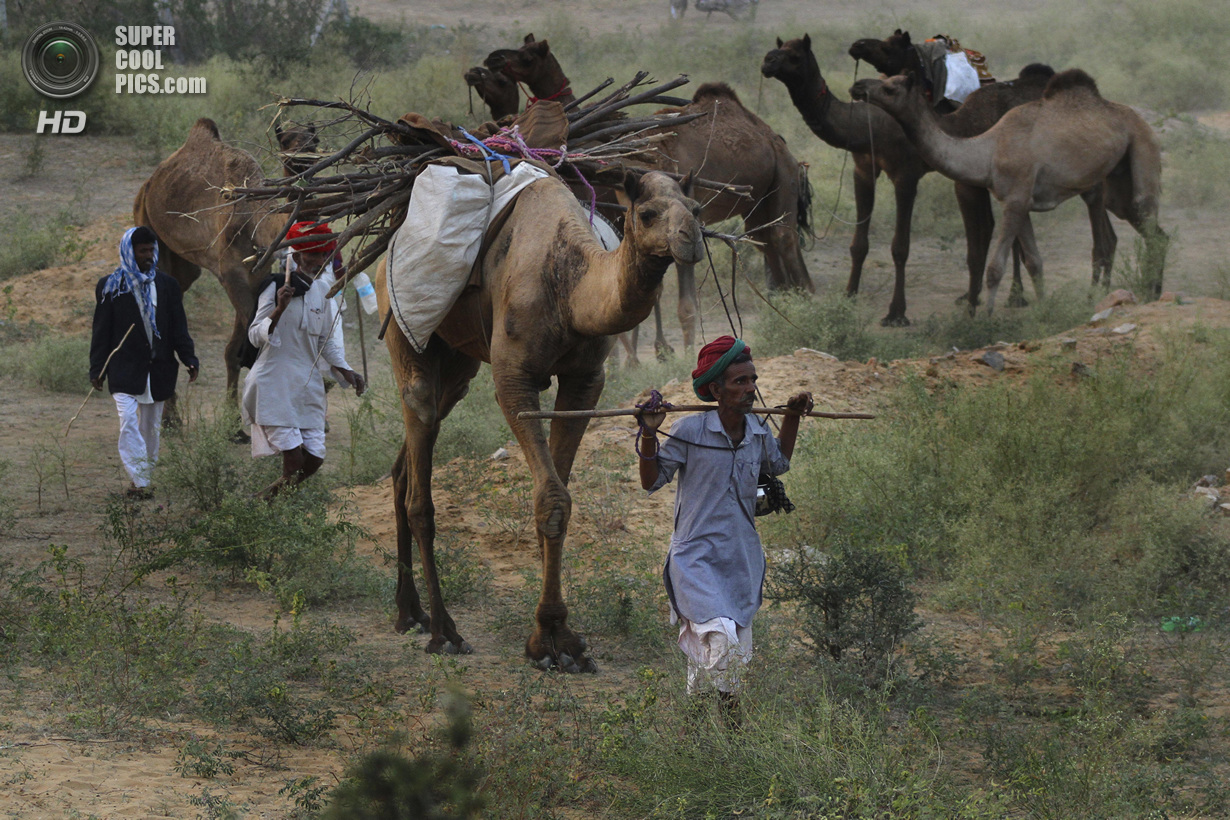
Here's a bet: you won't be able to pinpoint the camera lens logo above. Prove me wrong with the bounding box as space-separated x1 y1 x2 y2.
22 21 100 99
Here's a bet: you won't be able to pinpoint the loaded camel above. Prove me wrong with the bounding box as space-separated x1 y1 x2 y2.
134 118 282 401
852 68 1168 311
377 169 704 671
761 34 1077 321
133 118 321 401
486 35 813 360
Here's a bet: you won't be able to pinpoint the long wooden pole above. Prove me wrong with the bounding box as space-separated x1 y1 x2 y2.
517 405 874 420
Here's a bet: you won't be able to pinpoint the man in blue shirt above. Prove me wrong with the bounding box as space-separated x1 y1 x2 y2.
637 336 811 719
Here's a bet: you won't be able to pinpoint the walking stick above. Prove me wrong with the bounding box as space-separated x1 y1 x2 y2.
517 405 874 420
64 323 136 438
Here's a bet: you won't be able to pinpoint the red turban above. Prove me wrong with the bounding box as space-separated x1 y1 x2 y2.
286 221 336 254
692 336 750 401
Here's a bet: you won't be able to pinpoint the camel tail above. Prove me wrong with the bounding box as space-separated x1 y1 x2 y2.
1127 124 1168 296
1043 68 1101 99
796 161 815 244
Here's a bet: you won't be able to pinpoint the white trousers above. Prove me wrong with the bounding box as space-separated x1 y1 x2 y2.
679 616 753 695
114 393 163 488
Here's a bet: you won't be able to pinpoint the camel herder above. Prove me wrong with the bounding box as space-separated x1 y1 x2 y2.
89 226 199 499
242 221 365 500
636 336 812 721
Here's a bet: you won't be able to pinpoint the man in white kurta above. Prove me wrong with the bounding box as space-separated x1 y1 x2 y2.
242 221 365 499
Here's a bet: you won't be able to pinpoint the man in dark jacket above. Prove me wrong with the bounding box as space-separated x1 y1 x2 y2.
89 226 199 497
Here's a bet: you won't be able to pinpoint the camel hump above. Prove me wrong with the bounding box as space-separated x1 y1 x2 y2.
692 82 743 105
1043 68 1101 99
186 117 223 143
1017 63 1055 82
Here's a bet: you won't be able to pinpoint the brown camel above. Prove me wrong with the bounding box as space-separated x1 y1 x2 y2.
377 169 704 670
133 118 286 399
853 69 1168 311
762 35 1075 320
486 35 813 359
463 66 519 121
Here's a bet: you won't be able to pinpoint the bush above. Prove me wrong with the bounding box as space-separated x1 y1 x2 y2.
768 542 922 674
25 334 92 393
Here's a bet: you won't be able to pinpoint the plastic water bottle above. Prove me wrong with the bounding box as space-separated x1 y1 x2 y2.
352 271 378 315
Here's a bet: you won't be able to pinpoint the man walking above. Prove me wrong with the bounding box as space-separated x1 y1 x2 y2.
242 221 365 500
637 336 811 719
89 226 199 498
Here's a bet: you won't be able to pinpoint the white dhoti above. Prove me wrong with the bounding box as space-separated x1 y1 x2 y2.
113 391 163 488
249 424 327 459
678 616 753 694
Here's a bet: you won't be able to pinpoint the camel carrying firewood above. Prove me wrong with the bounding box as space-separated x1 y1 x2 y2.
483 35 813 361
377 169 705 671
133 118 323 403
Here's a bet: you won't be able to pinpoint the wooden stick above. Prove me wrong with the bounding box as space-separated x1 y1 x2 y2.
64 324 136 438
517 405 874 420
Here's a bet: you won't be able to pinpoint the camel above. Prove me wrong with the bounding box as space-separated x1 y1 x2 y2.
377 168 704 670
486 35 813 359
853 69 1168 311
134 118 286 399
762 35 1109 319
463 66 519 121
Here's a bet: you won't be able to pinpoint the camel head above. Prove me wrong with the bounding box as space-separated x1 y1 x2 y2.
848 29 913 76
463 65 520 120
761 34 819 88
849 72 921 118
484 34 555 84
617 170 704 268
275 123 319 176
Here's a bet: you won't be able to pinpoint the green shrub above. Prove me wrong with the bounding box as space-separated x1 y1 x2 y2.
24 334 92 393
0 210 91 282
768 542 922 673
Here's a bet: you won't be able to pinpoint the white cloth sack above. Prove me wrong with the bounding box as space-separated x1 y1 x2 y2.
387 161 549 352
944 51 982 104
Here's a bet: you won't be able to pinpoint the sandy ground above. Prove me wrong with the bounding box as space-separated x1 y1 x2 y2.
1 2 1229 816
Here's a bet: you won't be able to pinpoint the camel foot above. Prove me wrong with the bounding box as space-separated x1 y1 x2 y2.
1007 292 1030 308
526 629 597 674
426 637 473 655
654 343 674 362
880 314 910 328
394 612 430 635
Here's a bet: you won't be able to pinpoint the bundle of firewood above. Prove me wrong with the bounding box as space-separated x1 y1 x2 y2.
228 72 748 290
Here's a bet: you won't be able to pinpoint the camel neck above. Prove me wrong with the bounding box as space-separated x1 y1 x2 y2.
569 240 669 337
891 98 994 188
785 72 868 152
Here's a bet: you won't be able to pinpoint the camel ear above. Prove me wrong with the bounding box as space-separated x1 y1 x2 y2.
678 170 695 198
776 37 783 48
275 123 284 137
621 170 642 205
530 39 550 55
802 33 811 49
900 31 912 46
524 33 536 44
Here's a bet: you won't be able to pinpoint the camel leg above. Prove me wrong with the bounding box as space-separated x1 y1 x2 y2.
219 269 258 403
984 205 1027 316
390 444 428 633
845 155 877 298
954 182 992 309
675 262 697 351
654 283 676 360
1082 186 1117 288
1016 216 1045 301
882 173 917 326
491 361 598 673
390 330 481 652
